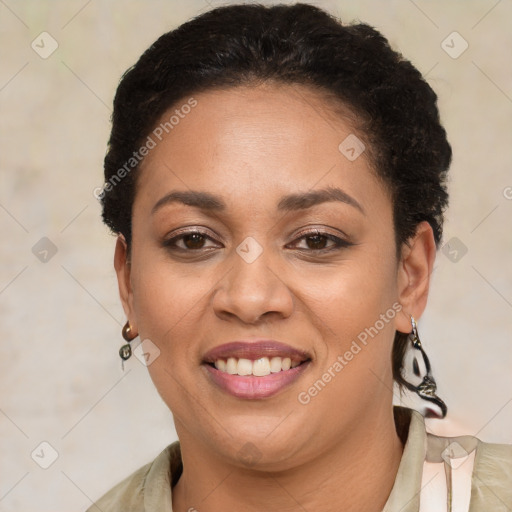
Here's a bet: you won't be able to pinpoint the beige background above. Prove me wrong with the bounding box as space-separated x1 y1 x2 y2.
0 0 511 510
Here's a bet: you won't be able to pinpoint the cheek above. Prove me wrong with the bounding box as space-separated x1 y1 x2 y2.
128 258 212 410
305 244 398 331
130 257 212 347
292 260 399 423
303 242 400 388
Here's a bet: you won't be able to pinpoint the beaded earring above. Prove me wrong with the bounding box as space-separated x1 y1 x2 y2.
119 321 137 370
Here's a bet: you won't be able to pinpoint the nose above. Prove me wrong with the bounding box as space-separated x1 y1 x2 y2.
212 241 294 325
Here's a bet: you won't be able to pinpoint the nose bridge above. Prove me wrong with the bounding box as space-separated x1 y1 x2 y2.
234 234 275 293
213 234 294 323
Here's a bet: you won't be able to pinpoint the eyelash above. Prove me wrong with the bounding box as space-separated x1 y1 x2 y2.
162 228 353 254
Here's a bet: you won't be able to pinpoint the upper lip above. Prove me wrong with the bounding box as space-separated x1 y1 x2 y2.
202 340 311 364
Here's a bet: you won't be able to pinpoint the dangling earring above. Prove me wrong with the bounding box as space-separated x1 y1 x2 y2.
400 315 447 419
119 321 137 370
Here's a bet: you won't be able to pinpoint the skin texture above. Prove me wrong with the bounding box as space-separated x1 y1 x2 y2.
114 82 436 512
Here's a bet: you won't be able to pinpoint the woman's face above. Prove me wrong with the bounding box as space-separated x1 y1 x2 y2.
115 82 428 469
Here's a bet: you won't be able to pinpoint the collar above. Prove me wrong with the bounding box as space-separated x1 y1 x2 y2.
383 406 427 512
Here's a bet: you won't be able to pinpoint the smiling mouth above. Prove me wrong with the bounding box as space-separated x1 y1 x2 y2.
207 356 309 376
203 357 312 399
201 340 312 398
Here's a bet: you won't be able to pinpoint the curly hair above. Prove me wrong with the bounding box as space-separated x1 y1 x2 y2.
99 2 451 390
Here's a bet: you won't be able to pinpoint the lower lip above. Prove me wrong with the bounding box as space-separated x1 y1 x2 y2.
203 361 311 399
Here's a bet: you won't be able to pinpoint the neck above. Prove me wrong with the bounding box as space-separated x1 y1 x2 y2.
172 404 405 512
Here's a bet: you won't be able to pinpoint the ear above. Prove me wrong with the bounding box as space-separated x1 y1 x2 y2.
114 234 137 333
395 221 437 334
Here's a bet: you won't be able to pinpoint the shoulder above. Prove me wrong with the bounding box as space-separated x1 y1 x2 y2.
85 460 150 512
85 441 181 512
471 438 512 506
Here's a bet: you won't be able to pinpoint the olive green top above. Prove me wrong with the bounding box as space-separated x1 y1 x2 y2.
86 407 512 511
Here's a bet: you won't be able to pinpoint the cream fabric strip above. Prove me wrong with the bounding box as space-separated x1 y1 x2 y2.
382 410 426 512
420 433 477 512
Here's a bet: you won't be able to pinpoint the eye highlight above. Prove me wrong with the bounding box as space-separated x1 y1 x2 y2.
161 227 354 255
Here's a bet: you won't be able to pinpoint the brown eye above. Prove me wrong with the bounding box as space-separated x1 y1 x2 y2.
304 234 330 250
182 232 207 249
162 229 219 252
290 229 353 253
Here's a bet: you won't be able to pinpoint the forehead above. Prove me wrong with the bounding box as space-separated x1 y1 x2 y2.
134 82 389 218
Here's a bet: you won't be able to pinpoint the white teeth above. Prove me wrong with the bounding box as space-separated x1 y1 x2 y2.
269 356 282 373
215 359 226 372
212 356 302 376
237 358 253 376
253 357 271 376
226 357 238 375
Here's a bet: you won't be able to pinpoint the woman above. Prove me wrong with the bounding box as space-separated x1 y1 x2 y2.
88 3 512 511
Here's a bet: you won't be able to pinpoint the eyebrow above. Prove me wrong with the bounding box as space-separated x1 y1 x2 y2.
151 185 365 216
